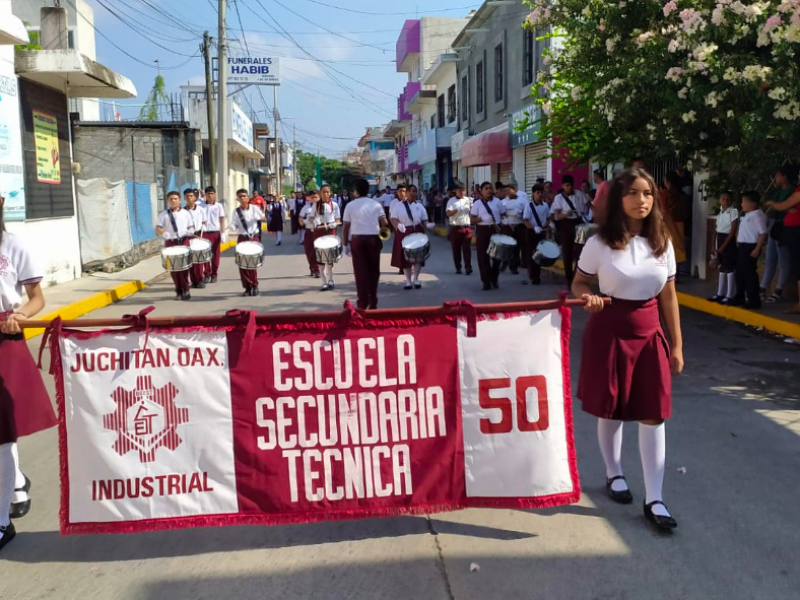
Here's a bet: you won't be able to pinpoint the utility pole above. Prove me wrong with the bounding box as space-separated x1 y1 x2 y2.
202 31 216 187
217 0 228 207
273 86 280 196
292 122 297 191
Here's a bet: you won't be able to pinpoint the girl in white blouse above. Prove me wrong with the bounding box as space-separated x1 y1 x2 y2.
710 193 739 304
572 168 684 532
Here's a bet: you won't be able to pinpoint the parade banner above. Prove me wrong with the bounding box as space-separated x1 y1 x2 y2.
51 305 580 535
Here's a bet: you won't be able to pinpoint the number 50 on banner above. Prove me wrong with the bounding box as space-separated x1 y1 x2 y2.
479 376 549 434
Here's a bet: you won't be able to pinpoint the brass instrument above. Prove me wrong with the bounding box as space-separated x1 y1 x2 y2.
379 227 392 241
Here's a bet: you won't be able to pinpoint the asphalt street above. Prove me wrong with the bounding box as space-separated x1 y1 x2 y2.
2 231 799 600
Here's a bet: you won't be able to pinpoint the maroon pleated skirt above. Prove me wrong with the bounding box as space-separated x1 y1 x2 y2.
391 225 424 270
0 333 57 444
578 298 672 421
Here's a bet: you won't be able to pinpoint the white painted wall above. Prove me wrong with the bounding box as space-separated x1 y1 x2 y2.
6 217 82 286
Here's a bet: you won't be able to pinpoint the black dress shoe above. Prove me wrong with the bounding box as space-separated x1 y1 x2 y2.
404 284 413 290
196 281 206 289
9 475 31 519
204 275 211 284
252 287 260 296
465 269 473 275
181 291 192 301
482 284 491 291
606 476 633 504
492 282 499 289
414 282 422 289
644 500 678 530
243 288 251 297
210 275 218 283
0 522 16 553
455 269 463 275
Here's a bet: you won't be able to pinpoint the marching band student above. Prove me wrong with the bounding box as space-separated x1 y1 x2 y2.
380 186 393 223
229 189 266 297
290 191 302 239
446 181 473 275
184 189 207 290
266 195 284 246
315 185 342 291
573 168 683 532
553 174 592 286
502 183 528 275
523 184 551 285
299 190 321 278
0 191 57 553
250 191 266 243
201 186 226 284
471 182 506 290
343 178 390 310
156 191 195 301
390 183 429 290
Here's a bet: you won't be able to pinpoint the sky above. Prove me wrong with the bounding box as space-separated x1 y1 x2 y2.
75 0 482 158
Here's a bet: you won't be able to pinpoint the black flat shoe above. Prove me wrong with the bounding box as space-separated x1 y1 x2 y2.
9 475 31 519
455 269 463 275
465 269 473 275
414 283 422 289
644 500 678 531
252 287 260 296
404 284 413 290
606 476 633 504
210 275 218 283
0 522 16 553
243 288 251 297
181 291 192 301
482 284 491 291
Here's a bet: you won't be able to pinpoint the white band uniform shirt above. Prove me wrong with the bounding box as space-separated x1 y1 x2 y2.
158 208 195 239
390 201 427 227
186 205 206 232
301 202 338 229
231 205 264 237
516 190 531 204
715 206 739 234
299 204 318 231
577 236 677 300
0 232 43 313
470 198 506 225
502 197 527 225
343 197 385 237
381 194 394 208
552 190 591 221
736 209 768 244
523 202 551 232
447 197 473 227
203 203 225 232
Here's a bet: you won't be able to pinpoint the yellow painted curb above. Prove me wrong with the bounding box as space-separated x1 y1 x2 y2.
25 280 146 340
221 239 237 252
676 292 800 340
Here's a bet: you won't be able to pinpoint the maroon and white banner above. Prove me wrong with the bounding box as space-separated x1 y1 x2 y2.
52 306 580 534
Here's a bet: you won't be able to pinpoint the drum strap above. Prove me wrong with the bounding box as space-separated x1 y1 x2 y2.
529 202 544 229
403 201 415 224
480 200 496 224
561 194 588 223
236 207 250 237
168 209 181 238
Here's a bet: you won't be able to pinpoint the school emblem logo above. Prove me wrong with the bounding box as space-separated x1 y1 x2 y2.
103 376 189 463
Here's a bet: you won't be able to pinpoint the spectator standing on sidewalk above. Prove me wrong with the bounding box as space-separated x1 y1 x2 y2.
766 176 800 315
732 191 768 309
708 192 738 304
761 165 795 303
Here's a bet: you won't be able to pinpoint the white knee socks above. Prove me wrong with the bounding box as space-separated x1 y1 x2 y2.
405 270 413 286
726 272 736 299
324 264 334 285
299 230 305 243
0 443 15 528
412 263 422 284
597 419 628 492
717 273 727 297
639 422 670 517
276 231 282 244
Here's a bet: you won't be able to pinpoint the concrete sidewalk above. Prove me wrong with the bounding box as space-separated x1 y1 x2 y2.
431 224 800 340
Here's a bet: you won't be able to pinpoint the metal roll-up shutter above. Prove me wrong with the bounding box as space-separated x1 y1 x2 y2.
525 142 548 190
498 163 514 185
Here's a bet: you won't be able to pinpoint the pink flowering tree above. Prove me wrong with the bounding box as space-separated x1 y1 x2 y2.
522 0 800 190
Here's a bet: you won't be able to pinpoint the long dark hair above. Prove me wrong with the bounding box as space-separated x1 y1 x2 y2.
599 168 669 256
317 184 332 215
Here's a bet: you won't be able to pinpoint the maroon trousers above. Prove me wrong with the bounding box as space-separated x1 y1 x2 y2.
501 223 527 272
526 229 544 283
351 235 383 310
449 226 473 272
475 226 500 287
303 228 320 274
237 235 259 289
555 219 582 284
202 231 222 278
165 238 191 293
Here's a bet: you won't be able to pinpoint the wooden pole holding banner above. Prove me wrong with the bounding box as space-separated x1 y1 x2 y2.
1 298 609 331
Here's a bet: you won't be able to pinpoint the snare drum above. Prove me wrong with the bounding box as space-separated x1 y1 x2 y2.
533 239 562 267
235 241 264 270
574 223 599 245
189 238 213 264
314 235 343 264
161 246 192 272
402 233 431 264
487 234 518 262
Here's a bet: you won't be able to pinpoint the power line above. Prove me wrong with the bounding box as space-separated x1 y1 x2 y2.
295 0 480 16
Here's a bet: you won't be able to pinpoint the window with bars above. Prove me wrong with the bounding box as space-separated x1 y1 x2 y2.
523 29 534 87
476 61 485 114
447 85 456 124
494 44 504 102
437 95 445 128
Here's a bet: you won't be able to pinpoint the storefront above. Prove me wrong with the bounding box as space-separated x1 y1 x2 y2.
461 122 512 189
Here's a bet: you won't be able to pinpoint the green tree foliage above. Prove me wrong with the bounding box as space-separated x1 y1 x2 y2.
295 150 359 192
138 75 170 122
15 24 42 51
522 0 800 191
